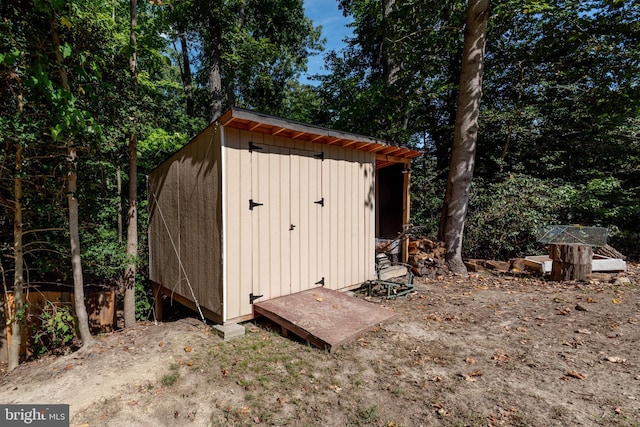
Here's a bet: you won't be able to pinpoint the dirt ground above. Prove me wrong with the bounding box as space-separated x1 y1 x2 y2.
1 263 639 427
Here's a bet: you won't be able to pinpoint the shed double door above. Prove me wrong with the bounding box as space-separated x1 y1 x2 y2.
250 143 324 303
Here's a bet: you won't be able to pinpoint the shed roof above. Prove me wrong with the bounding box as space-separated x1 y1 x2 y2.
219 108 422 169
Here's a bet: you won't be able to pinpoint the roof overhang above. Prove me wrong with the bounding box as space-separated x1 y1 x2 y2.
218 108 422 169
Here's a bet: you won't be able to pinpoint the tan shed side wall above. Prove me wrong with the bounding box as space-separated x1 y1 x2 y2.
148 125 223 319
223 128 376 320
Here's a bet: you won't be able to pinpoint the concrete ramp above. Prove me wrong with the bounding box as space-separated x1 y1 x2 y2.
253 287 396 351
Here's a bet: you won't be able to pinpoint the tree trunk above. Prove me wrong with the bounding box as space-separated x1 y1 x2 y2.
225 2 245 108
124 0 139 328
117 167 122 245
382 0 400 85
209 0 223 122
8 112 24 372
549 244 592 281
50 14 94 347
67 153 93 345
440 0 489 274
179 32 194 116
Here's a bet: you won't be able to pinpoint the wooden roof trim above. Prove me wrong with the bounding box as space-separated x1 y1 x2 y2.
218 107 422 161
376 153 411 165
291 131 306 139
325 137 344 146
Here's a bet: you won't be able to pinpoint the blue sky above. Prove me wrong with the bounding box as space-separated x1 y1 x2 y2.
302 0 353 84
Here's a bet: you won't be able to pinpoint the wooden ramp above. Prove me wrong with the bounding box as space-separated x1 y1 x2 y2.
253 287 396 351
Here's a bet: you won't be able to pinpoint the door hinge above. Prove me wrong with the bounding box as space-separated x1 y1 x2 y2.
249 199 264 210
289 224 296 231
314 152 324 160
315 277 325 287
249 293 263 304
314 198 324 207
248 141 263 152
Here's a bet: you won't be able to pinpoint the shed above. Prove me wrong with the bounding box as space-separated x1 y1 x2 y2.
148 108 422 324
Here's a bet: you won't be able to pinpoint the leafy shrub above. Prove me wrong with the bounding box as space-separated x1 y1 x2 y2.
463 174 575 259
410 157 446 235
33 301 76 356
135 280 151 321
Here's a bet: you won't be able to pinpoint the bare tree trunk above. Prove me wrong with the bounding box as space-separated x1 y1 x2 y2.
382 0 400 85
117 167 122 245
50 14 94 346
8 100 24 371
124 0 139 328
209 0 223 122
225 2 245 108
440 0 489 274
179 32 194 116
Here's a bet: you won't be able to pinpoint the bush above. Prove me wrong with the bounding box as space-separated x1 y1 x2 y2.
33 301 77 356
463 174 575 259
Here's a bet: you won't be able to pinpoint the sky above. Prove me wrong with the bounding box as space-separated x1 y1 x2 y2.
302 0 353 84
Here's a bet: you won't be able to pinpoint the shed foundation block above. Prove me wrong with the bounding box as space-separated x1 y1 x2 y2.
212 323 246 341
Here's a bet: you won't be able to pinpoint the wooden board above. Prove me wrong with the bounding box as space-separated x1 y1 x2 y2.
524 254 627 275
253 287 396 351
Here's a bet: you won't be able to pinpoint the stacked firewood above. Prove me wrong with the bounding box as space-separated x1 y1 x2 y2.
596 244 626 260
408 237 449 277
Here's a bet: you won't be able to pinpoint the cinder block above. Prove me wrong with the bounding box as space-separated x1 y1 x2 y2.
212 323 246 341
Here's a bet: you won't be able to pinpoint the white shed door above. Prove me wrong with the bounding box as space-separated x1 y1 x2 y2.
250 143 324 303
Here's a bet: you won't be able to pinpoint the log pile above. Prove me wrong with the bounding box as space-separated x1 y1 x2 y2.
596 244 626 260
408 238 449 277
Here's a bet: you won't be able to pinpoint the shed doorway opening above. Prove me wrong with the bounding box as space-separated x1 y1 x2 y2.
376 163 404 239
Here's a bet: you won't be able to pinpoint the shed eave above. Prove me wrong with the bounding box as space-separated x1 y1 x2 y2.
218 107 422 163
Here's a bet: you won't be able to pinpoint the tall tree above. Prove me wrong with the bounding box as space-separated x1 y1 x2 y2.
317 0 465 145
48 7 94 347
124 0 139 328
439 0 489 273
8 90 24 372
208 0 223 121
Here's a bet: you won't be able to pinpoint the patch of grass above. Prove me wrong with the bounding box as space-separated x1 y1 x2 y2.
161 363 180 386
359 405 379 424
161 372 179 386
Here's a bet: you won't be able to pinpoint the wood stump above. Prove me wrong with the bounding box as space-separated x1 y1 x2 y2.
550 244 592 281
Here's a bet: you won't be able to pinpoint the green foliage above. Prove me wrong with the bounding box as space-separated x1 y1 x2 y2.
463 174 575 259
135 280 152 321
410 157 446 235
33 302 76 356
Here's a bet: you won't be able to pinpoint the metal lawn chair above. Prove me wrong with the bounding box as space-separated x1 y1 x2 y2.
366 253 415 299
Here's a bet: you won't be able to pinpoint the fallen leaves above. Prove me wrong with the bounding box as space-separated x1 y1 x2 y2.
461 370 484 382
432 402 450 417
565 370 587 380
605 356 626 364
328 384 342 393
492 353 510 362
